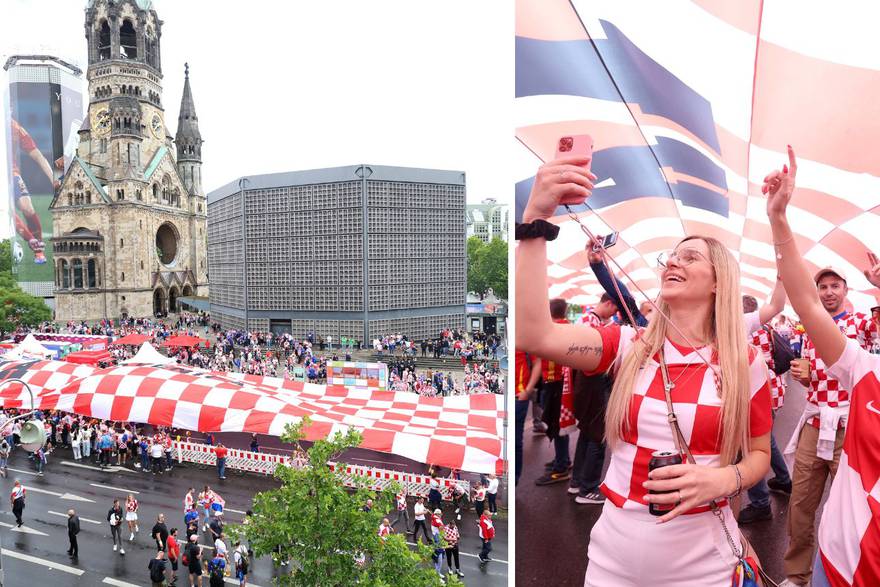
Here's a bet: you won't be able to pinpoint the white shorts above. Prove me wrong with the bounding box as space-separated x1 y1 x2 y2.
125 512 138 522
584 501 740 587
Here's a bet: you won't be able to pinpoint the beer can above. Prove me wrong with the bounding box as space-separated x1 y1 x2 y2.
648 450 683 516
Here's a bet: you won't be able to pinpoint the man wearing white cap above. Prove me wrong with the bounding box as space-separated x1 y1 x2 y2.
781 266 880 587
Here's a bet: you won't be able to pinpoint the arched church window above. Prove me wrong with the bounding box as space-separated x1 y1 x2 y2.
98 20 111 60
121 272 125 282
61 260 70 288
152 184 159 200
162 175 171 202
67 194 72 206
73 259 83 289
86 191 91 204
145 27 157 68
87 259 97 288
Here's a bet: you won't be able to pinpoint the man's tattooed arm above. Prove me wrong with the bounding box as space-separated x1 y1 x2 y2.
566 343 603 357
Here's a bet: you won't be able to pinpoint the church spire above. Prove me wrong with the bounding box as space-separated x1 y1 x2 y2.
175 63 203 195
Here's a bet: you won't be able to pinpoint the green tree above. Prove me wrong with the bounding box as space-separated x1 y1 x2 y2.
233 420 458 587
0 287 52 333
467 236 508 299
0 239 11 274
0 239 51 333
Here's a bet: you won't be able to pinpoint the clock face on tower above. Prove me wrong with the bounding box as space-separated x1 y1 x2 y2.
91 108 111 137
151 114 164 139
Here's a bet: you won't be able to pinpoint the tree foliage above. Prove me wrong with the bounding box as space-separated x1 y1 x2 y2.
0 240 11 274
467 236 508 299
233 419 458 586
0 239 51 334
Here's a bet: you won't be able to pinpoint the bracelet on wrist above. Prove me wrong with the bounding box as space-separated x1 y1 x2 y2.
726 464 742 499
515 219 560 242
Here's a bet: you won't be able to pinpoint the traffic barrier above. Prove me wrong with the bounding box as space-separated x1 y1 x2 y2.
173 441 470 500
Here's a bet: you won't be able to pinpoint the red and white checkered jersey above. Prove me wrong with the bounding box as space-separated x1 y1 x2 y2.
589 325 772 514
818 338 880 586
752 328 786 410
559 366 576 435
581 312 603 328
802 312 878 422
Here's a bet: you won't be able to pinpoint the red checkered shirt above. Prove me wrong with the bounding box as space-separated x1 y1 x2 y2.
752 328 786 410
588 325 772 514
818 338 880 586
802 312 878 428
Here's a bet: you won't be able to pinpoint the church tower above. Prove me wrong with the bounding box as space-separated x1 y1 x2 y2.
51 0 208 321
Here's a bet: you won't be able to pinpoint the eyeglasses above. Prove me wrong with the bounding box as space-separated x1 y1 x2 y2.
656 248 712 269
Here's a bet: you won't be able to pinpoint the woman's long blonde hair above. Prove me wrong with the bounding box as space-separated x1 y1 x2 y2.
604 236 751 466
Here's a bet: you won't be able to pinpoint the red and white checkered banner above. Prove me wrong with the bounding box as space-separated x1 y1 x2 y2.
0 359 504 474
172 441 470 499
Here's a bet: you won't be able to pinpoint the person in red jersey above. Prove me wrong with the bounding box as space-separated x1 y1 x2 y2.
765 146 880 587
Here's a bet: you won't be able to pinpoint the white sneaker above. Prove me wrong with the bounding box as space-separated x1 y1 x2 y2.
135 525 139 533
113 544 117 551
566 486 581 495
129 533 134 541
120 548 125 555
777 581 803 587
575 491 606 505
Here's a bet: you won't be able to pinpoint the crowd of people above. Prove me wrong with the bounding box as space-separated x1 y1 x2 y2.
387 360 504 396
3 411 501 584
373 329 503 362
15 315 506 399
516 146 880 586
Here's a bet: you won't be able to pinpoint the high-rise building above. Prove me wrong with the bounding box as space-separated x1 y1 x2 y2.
3 55 84 308
50 0 208 320
466 197 507 243
207 165 466 343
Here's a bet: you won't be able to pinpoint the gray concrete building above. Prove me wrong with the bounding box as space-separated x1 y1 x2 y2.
466 198 508 243
207 165 466 343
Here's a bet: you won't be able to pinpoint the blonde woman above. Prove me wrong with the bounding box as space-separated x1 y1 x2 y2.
516 154 772 586
125 493 139 541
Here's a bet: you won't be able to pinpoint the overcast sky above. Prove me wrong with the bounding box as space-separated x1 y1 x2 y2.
1 0 511 236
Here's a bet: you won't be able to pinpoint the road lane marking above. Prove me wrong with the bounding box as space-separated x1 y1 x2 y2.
24 485 95 502
223 507 246 514
90 483 140 494
6 467 36 476
103 578 140 587
0 521 49 536
48 510 101 525
405 541 508 564
61 460 134 474
1 548 84 575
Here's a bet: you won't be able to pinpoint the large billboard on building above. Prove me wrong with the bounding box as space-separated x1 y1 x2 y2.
4 57 83 301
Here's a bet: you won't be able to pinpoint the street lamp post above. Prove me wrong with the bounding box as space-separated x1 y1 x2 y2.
0 378 44 587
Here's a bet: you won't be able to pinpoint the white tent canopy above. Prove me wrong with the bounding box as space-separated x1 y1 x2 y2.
16 334 54 359
123 342 177 365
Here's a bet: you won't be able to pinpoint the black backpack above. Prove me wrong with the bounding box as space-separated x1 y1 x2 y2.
210 563 224 586
149 559 165 583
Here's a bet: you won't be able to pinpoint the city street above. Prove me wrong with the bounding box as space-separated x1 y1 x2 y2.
0 445 507 586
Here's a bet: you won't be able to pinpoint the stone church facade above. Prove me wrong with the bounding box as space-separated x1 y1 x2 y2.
51 0 207 321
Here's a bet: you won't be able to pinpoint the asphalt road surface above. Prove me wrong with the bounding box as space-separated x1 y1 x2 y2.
0 446 507 586
516 372 821 586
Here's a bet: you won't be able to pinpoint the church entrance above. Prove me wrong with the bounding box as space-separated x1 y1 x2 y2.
169 287 180 313
153 288 167 317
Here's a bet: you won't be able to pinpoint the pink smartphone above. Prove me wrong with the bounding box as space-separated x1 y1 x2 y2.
555 134 593 171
